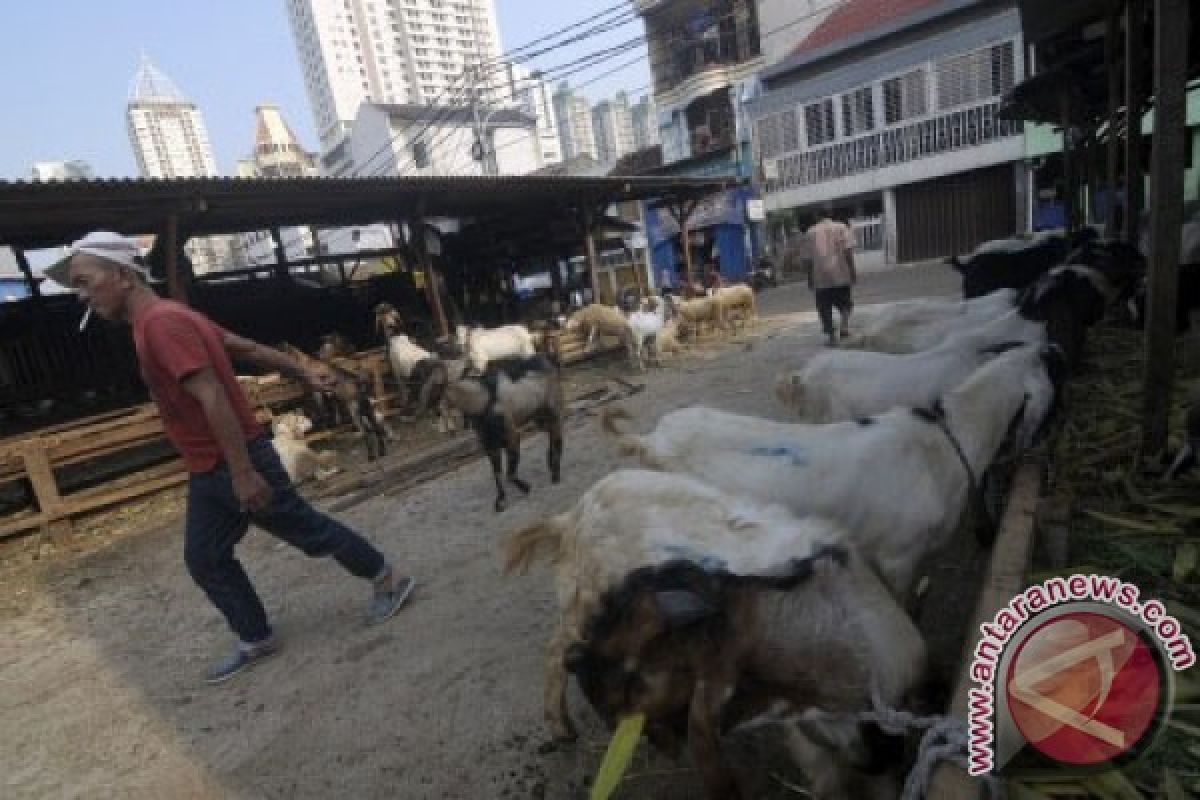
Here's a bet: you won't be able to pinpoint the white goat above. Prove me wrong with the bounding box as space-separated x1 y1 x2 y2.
777 308 1047 422
627 296 668 367
844 288 1018 353
504 468 869 740
383 332 433 384
604 344 1061 601
456 323 537 375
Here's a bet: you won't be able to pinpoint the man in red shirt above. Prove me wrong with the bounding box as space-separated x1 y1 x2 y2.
48 232 415 684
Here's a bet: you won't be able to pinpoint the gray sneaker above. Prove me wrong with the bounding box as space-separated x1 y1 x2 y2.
369 572 416 624
205 636 278 685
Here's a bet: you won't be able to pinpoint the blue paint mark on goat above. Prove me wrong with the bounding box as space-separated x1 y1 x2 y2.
748 445 808 467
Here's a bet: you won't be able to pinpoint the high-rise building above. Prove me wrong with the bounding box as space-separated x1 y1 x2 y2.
592 90 636 165
500 64 562 169
126 55 230 273
234 105 321 267
630 94 659 151
552 82 598 162
285 0 506 163
30 160 95 181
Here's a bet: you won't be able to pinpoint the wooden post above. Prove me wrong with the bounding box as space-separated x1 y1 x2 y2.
1059 92 1076 233
1105 13 1123 237
163 213 187 303
581 206 602 305
412 217 449 338
271 227 289 281
1124 0 1146 243
1142 0 1190 457
20 441 72 547
675 199 699 288
14 249 42 300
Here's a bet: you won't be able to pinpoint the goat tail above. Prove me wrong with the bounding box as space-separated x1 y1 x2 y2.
504 515 566 574
774 371 805 412
599 406 658 462
600 406 633 436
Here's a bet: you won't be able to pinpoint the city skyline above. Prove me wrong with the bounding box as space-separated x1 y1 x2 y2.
0 1 650 180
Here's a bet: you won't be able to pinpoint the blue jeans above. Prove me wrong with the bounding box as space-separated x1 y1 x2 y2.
184 436 385 643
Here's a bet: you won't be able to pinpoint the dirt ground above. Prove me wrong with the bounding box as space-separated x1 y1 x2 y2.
1 263 980 800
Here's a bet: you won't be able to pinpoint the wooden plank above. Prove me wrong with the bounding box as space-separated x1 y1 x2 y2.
927 461 1042 800
1105 12 1122 237
1142 0 1190 455
1124 0 1146 243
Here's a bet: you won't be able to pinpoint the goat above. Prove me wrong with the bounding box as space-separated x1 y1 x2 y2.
603 344 1064 601
456 323 537 375
948 227 1098 298
1124 261 1200 334
445 354 564 511
564 304 641 370
282 343 391 461
374 302 404 339
503 468 898 745
566 543 928 799
627 296 669 368
271 411 337 484
843 289 1019 353
776 308 1046 422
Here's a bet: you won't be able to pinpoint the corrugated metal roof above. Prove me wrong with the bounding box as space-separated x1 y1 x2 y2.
0 174 739 250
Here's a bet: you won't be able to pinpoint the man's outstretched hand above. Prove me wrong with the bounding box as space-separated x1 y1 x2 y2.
233 468 273 513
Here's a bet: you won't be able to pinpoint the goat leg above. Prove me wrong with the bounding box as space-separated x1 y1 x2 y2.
506 429 530 495
547 418 563 484
688 675 743 800
488 448 507 512
544 629 578 742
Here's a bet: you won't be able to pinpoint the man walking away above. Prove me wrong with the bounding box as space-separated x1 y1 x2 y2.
48 232 416 685
806 205 857 346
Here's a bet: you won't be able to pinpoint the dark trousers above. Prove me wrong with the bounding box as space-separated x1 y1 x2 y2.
815 286 854 334
184 436 385 644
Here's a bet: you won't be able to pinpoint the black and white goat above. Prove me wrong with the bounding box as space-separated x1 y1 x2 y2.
445 354 564 511
948 227 1098 298
604 344 1064 600
507 469 927 799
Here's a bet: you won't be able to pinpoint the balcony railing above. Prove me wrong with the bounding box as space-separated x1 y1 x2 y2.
656 22 760 93
765 101 1023 193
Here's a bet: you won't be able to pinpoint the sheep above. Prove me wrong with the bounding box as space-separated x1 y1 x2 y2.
948 227 1098 298
271 411 337 484
668 294 726 339
776 308 1047 422
712 283 757 331
456 323 537 375
445 354 564 512
282 343 391 461
565 538 929 799
602 343 1064 601
502 468 904 746
627 296 669 368
564 304 641 370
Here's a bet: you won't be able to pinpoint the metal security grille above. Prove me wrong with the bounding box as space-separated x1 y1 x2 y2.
883 68 928 125
841 86 875 137
804 98 836 146
935 41 1015 111
895 164 1016 261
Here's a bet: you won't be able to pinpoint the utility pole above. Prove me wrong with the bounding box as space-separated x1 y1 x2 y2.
468 64 496 176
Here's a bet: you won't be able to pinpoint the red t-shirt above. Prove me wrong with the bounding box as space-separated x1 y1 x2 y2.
132 300 263 473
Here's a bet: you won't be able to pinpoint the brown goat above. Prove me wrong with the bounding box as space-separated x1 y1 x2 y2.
283 343 390 461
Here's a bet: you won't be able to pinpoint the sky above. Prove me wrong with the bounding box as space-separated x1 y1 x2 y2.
0 0 650 180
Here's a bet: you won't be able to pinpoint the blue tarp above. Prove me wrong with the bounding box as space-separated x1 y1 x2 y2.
645 186 755 281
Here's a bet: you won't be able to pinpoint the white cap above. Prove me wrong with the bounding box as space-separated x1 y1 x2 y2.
43 231 153 286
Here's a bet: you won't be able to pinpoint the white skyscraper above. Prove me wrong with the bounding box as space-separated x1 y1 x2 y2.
30 160 95 181
500 64 562 169
552 82 598 162
630 95 659 151
592 91 636 165
285 0 506 161
126 56 230 273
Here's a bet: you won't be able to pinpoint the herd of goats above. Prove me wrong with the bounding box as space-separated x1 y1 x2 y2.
259 225 1194 798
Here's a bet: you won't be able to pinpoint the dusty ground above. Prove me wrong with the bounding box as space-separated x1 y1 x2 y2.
1 263 980 800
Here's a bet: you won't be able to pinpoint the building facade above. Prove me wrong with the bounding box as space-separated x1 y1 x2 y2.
552 82 599 162
749 0 1027 265
126 56 232 274
30 161 94 182
630 94 660 150
285 0 505 160
234 105 322 267
635 0 765 282
501 64 563 168
592 91 637 166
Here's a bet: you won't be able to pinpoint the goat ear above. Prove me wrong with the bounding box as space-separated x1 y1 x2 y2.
654 590 716 629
